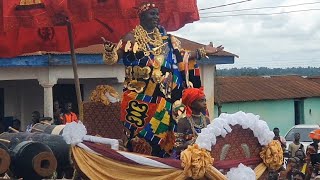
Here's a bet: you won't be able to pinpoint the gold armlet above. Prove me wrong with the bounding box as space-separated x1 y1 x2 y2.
197 47 207 59
103 40 122 65
103 51 118 65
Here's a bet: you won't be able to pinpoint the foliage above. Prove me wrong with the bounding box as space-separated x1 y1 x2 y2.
217 67 320 76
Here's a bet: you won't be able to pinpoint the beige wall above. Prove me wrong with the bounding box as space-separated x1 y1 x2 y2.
0 64 125 130
0 79 122 130
0 80 43 129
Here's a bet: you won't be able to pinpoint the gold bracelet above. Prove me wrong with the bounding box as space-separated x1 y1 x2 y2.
103 51 118 65
103 40 122 65
198 47 207 59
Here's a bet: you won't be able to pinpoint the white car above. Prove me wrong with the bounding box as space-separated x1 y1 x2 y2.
284 124 320 153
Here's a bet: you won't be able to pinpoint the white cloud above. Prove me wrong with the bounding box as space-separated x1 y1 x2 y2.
170 0 320 68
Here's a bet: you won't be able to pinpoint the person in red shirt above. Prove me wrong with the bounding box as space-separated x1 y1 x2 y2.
60 102 78 124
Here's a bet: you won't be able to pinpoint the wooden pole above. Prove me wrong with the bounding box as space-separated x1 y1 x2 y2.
66 20 83 120
8 126 19 133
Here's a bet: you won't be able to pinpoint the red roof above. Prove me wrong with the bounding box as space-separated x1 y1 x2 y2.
307 76 320 84
215 76 320 103
23 36 238 57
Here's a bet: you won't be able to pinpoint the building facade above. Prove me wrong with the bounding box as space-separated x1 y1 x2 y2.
214 76 320 135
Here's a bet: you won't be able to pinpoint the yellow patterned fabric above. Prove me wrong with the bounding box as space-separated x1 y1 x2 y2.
72 145 229 180
72 146 185 180
260 140 283 170
180 144 226 180
89 85 120 106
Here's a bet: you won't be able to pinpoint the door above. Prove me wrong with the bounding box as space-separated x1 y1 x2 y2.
53 84 83 114
294 99 304 125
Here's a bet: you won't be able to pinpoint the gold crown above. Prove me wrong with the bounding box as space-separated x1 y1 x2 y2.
20 0 42 5
137 2 157 15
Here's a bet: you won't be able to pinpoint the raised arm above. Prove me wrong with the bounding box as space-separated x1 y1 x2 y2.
101 32 135 65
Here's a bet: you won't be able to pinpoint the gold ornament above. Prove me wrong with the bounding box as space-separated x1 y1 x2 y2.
181 144 214 180
153 55 164 68
89 85 120 106
132 66 151 80
171 36 182 50
260 140 283 171
103 51 118 65
151 69 163 83
133 25 164 56
197 47 208 59
103 40 122 65
124 41 132 52
127 80 146 93
124 41 139 54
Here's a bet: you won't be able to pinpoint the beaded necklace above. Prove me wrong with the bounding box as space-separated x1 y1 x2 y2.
187 113 207 137
133 25 164 56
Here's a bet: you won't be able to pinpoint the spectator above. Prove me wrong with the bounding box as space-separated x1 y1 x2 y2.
60 102 78 124
288 132 305 158
8 119 21 132
305 129 320 179
292 171 305 180
53 100 62 125
294 150 307 175
26 111 40 132
273 127 287 149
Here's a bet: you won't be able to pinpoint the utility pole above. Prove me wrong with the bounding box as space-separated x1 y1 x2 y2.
214 65 222 116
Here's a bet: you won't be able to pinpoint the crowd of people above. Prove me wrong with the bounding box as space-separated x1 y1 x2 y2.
4 101 79 133
272 127 320 180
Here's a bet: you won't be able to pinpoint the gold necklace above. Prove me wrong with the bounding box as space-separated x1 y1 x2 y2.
133 25 164 56
188 113 207 137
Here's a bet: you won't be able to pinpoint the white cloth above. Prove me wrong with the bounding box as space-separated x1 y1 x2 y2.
26 123 33 132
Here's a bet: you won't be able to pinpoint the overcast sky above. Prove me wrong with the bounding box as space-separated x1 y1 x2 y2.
171 0 320 69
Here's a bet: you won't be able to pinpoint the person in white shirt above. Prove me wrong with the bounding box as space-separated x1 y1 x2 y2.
26 111 40 132
273 127 287 149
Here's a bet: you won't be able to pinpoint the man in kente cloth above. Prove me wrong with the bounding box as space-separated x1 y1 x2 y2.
102 2 222 157
174 87 210 159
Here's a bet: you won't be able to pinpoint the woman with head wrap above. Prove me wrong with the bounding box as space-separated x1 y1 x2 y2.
173 87 210 159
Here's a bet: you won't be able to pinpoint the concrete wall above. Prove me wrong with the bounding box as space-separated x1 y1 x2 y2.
214 99 295 136
1 79 122 130
304 97 320 125
0 80 43 129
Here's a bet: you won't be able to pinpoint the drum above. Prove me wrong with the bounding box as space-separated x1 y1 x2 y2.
0 132 72 179
10 141 57 180
31 123 65 135
0 142 10 175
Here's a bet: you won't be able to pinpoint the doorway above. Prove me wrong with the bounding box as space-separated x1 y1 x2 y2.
53 84 83 114
294 99 304 125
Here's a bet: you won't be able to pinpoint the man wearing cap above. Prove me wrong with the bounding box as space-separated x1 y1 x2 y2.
102 2 221 157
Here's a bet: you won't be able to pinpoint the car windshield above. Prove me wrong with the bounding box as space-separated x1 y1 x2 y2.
285 128 317 142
